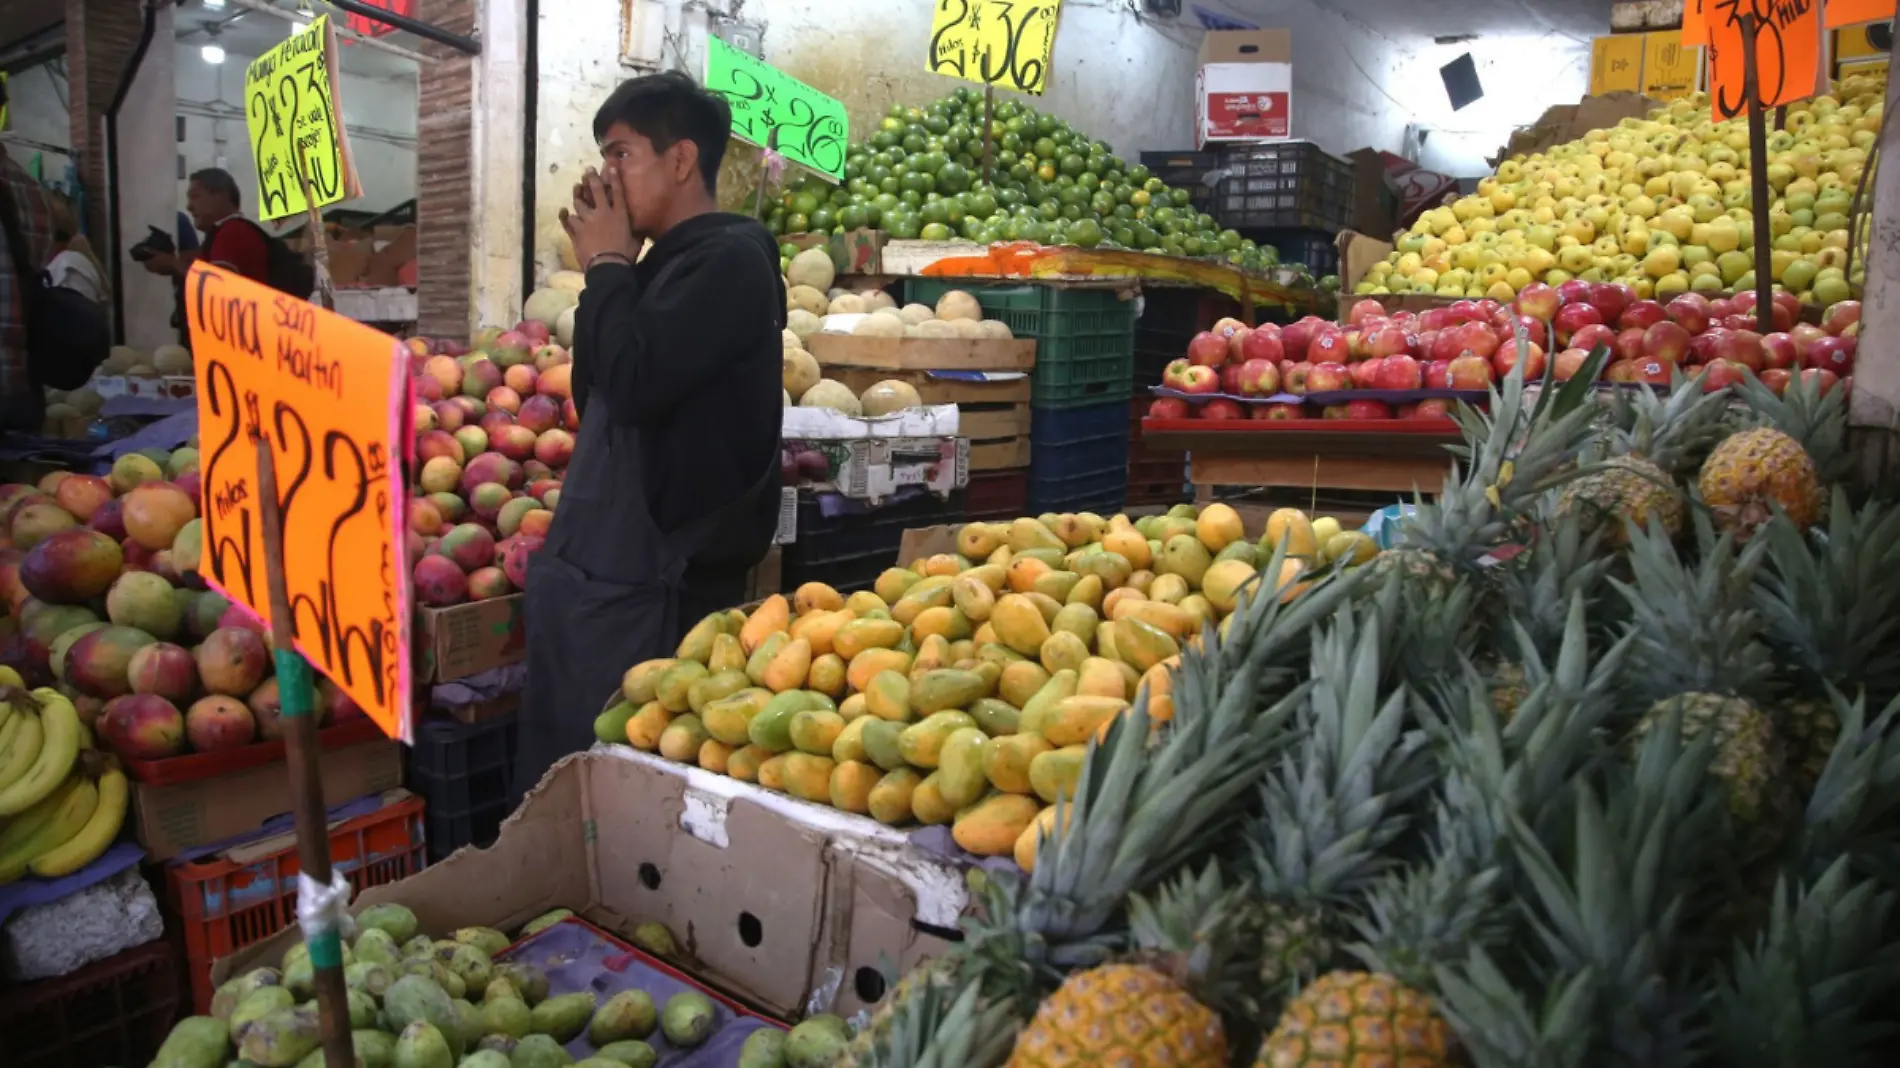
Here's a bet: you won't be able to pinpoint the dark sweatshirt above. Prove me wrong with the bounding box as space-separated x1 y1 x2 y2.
570 212 786 582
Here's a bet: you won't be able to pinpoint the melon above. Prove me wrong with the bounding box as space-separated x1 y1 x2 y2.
859 380 922 417
949 317 985 340
126 363 159 377
522 287 579 328
67 387 104 415
153 345 193 375
782 329 802 349
103 346 142 374
852 315 905 338
827 292 867 315
43 404 84 438
783 349 822 400
897 304 936 326
555 304 576 348
799 379 862 416
864 290 897 311
786 248 837 292
903 325 924 338
783 388 792 406
787 285 829 317
787 309 822 343
546 270 586 294
978 319 1015 340
935 290 983 321
915 319 959 339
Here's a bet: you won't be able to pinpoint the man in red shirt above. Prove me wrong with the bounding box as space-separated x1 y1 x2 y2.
141 168 270 286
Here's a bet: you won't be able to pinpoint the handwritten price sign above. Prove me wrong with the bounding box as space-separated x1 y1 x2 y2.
187 264 413 742
242 16 361 222
704 36 850 181
1707 0 1823 119
929 0 1063 96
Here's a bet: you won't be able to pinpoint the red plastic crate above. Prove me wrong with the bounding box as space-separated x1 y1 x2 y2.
1127 447 1188 506
0 940 183 1068
165 795 427 1012
121 717 384 785
964 467 1028 521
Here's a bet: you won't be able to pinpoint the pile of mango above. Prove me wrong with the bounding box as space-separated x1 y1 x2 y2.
597 504 1374 869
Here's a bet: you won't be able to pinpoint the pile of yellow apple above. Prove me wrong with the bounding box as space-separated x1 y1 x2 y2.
1359 71 1883 309
596 504 1372 869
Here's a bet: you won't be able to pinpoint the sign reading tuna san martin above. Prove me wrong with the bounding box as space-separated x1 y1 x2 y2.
243 15 362 221
929 0 1064 95
188 263 413 741
704 36 850 181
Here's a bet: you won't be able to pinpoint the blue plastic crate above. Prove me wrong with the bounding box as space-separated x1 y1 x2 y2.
1028 467 1128 514
1030 403 1131 481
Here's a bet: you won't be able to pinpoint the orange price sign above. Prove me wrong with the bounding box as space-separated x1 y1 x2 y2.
1684 0 1710 45
186 263 414 742
1826 0 1897 27
1707 0 1824 119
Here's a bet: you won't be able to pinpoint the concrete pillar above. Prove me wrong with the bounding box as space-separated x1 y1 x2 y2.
415 0 478 338
111 2 176 351
471 0 528 332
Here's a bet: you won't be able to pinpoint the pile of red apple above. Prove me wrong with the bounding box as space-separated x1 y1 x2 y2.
406 318 576 609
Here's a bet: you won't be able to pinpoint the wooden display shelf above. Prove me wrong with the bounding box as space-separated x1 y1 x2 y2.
807 334 1035 371
827 368 1032 471
1139 418 1460 498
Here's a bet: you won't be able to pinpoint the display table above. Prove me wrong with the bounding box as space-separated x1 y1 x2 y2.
1139 418 1461 501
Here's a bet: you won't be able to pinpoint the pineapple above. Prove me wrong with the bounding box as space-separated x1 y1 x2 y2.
1633 693 1780 823
1255 971 1454 1068
841 972 1021 1068
1553 375 1733 547
1737 370 1854 485
1552 453 1682 544
1698 426 1823 541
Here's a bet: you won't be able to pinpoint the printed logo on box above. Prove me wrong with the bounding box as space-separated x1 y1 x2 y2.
1206 92 1290 137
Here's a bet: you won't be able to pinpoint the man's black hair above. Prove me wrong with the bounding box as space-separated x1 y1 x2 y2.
189 168 243 210
592 71 730 196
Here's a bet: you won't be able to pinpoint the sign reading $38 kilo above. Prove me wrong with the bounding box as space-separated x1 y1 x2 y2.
929 0 1063 96
243 15 362 221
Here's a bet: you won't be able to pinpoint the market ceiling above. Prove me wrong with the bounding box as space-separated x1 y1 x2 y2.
1211 0 1615 44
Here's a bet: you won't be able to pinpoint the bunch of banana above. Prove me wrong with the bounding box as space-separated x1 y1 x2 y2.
0 687 129 883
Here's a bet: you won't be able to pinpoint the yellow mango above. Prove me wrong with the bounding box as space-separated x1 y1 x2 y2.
899 711 978 768
844 590 889 616
1102 529 1152 570
698 739 735 774
701 688 772 746
1201 559 1260 614
868 768 922 825
746 631 789 686
1126 569 1155 595
1111 600 1197 641
739 595 789 653
1115 659 1142 699
1019 669 1079 738
913 669 990 715
622 659 676 704
833 716 872 763
991 594 1053 656
788 709 846 756
1050 603 1099 645
969 697 1021 736
761 638 813 693
829 760 882 814
625 701 672 751
912 605 973 644
936 727 991 808
909 634 953 681
1005 517 1066 553
963 563 1008 593
834 617 905 661
727 743 771 782
1148 573 1189 604
948 639 977 664
1032 570 1082 603
850 650 913 698
953 794 1043 857
1076 658 1126 700
1118 618 1181 672
1073 551 1132 591
1023 591 1063 624
1015 805 1070 872
779 752 836 802
874 567 923 604
982 733 1053 794
957 522 1003 559
1039 631 1090 675
951 575 997 623
860 720 908 771
1065 573 1105 610
1195 502 1244 552
808 653 847 697
1042 695 1128 746
687 669 751 714
658 713 710 762
999 660 1051 708
655 661 709 713
791 609 853 656
839 692 868 722
922 553 964 578
1101 587 1146 619
910 773 957 825
892 582 954 626
674 613 727 663
1096 621 1124 664
1006 555 1051 594
706 634 747 674
1030 745 1089 803
1139 657 1179 722
757 755 789 791
793 582 845 615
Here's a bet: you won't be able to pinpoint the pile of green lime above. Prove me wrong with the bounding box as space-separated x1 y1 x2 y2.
766 87 1309 280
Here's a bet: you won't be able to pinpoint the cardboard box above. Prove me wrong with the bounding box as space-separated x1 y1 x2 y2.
1590 34 1646 95
805 334 1036 372
89 375 196 400
1493 92 1658 166
1347 148 1400 240
416 594 527 683
211 749 961 1021
1336 230 1396 292
365 225 417 287
1196 30 1293 146
324 239 373 287
132 738 403 861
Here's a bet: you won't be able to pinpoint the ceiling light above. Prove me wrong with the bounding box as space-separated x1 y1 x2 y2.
202 43 226 64
291 21 309 33
203 0 226 9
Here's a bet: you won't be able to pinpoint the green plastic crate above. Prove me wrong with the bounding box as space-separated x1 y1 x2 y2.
905 281 1136 409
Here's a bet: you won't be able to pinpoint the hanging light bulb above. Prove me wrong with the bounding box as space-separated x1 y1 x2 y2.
201 43 226 64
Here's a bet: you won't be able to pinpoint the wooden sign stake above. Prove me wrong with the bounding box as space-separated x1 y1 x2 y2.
1741 14 1776 336
255 436 355 1068
981 85 996 187
295 150 337 312
753 127 782 222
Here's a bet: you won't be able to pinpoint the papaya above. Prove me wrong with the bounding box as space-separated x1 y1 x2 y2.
792 610 852 657
911 605 972 644
832 717 871 764
982 733 1053 794
749 691 830 752
1050 603 1099 645
908 634 953 679
847 648 912 693
991 594 1052 656
1038 631 1090 675
935 727 990 808
834 618 904 661
953 794 1043 857
1065 573 1105 611
1019 669 1078 739
658 714 710 763
1015 805 1070 872
760 638 813 693
727 744 771 783
707 633 747 674
873 567 923 605
968 697 1021 737
697 739 734 774
912 669 989 715
686 669 750 714
1042 696 1128 747
793 582 845 615
838 693 868 722
1005 555 1051 594
1117 618 1181 672
898 711 978 769
739 595 789 653
859 720 907 772
864 671 913 723
594 701 635 744
625 701 672 751
702 688 772 746
950 576 996 623
788 709 846 756
844 590 888 617
891 582 953 626
868 768 922 825
756 755 789 791
1030 745 1089 803
807 653 847 697
745 632 789 686
1031 570 1082 604
910 773 957 825
781 753 836 803
654 661 709 713
1148 573 1190 604
1076 658 1127 700
828 760 881 814
675 613 727 663
622 659 675 704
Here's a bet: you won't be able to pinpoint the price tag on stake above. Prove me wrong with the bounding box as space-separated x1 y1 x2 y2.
1707 0 1825 119
187 264 413 742
242 16 362 221
1826 0 1898 28
704 37 850 182
928 0 1063 96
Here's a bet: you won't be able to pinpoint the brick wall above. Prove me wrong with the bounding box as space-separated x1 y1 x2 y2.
415 0 478 338
64 0 147 244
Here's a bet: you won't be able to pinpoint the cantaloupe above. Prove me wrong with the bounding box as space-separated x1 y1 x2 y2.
783 329 802 348
66 387 103 415
852 314 905 338
897 304 936 326
915 319 959 339
103 346 142 374
547 270 587 294
783 348 821 399
788 285 829 317
126 363 158 377
828 292 868 315
786 248 837 292
949 317 985 340
860 380 922 417
523 287 579 327
556 304 577 348
783 388 792 406
153 345 193 375
864 290 897 311
935 290 983 321
787 309 822 343
800 379 862 415
978 320 1014 340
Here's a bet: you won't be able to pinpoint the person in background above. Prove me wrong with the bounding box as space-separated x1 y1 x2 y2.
0 106 55 433
45 195 106 304
139 168 270 285
513 71 785 800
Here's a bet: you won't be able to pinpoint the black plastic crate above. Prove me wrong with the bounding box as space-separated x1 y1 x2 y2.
408 712 517 781
781 547 892 594
405 713 518 862
1246 227 1340 277
1139 150 1219 213
1028 467 1128 514
782 489 963 568
1030 403 1131 481
1213 141 1352 233
964 468 1027 521
422 800 509 864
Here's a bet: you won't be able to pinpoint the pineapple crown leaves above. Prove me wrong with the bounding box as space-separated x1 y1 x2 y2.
1611 515 1777 706
1345 834 1507 995
1793 692 1900 887
1709 857 1900 1068
1370 566 1483 695
842 974 1022 1068
1125 860 1260 1016
1752 492 1900 706
1737 371 1853 485
1433 946 1598 1068
1492 514 1618 663
1598 374 1740 478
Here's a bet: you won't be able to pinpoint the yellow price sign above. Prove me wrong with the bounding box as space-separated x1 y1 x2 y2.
242 15 361 221
928 0 1063 96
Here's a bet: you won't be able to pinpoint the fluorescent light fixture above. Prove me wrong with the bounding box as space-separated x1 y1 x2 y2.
203 0 226 9
201 43 225 64
291 20 309 32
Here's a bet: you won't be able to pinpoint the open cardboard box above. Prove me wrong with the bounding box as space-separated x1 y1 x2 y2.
211 749 960 1020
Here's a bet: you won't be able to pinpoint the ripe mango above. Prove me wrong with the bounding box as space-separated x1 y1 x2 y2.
1202 559 1260 614
1147 573 1189 604
953 794 1043 857
899 711 977 768
846 647 911 693
957 522 1002 559
745 631 789 685
697 739 734 774
834 618 904 661
1214 539 1259 567
1030 745 1089 803
874 567 923 605
761 638 812 693
1074 551 1133 590
686 669 750 714
1004 517 1065 553
839 693 868 721
1264 508 1318 558
1052 603 1099 645
726 744 771 783
1076 657 1127 699
789 709 846 755
791 609 852 656
969 697 1021 736
991 594 1052 656
624 702 672 751
832 717 872 763
1005 555 1050 593
909 633 953 679
654 661 708 712
951 575 997 622
859 720 908 772
829 760 881 814
935 727 990 808
891 581 953 626
1139 658 1179 722
865 670 913 722
1038 631 1090 674
793 582 845 615
911 605 973 643
1127 569 1156 595
749 690 831 752
912 668 989 715
983 732 1052 794
756 755 789 791
844 590 889 617
657 714 710 763
1101 587 1146 620
622 659 675 704
1118 618 1182 672
807 652 847 697
998 660 1050 708
1019 669 1078 738
701 688 771 746
707 633 747 674
1160 535 1213 588
1043 695 1127 746
868 768 921 824
1023 591 1063 624
1110 599 1196 641
922 553 965 578
1066 573 1105 610
674 613 728 663
1032 570 1082 603
963 563 1008 592
1102 530 1151 569
1015 804 1071 872
1195 502 1244 552
910 773 957 825
781 753 836 803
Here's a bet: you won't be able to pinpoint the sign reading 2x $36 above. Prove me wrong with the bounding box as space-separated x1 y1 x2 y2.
929 0 1064 96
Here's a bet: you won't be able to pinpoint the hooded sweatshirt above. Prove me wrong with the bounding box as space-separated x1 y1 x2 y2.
569 212 786 581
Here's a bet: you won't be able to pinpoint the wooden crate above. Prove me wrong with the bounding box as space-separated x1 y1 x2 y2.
826 369 1031 471
806 334 1035 371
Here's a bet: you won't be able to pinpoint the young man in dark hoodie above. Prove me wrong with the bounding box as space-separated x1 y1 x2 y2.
515 72 784 797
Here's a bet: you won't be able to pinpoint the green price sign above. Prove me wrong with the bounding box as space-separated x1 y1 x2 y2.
705 36 849 182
